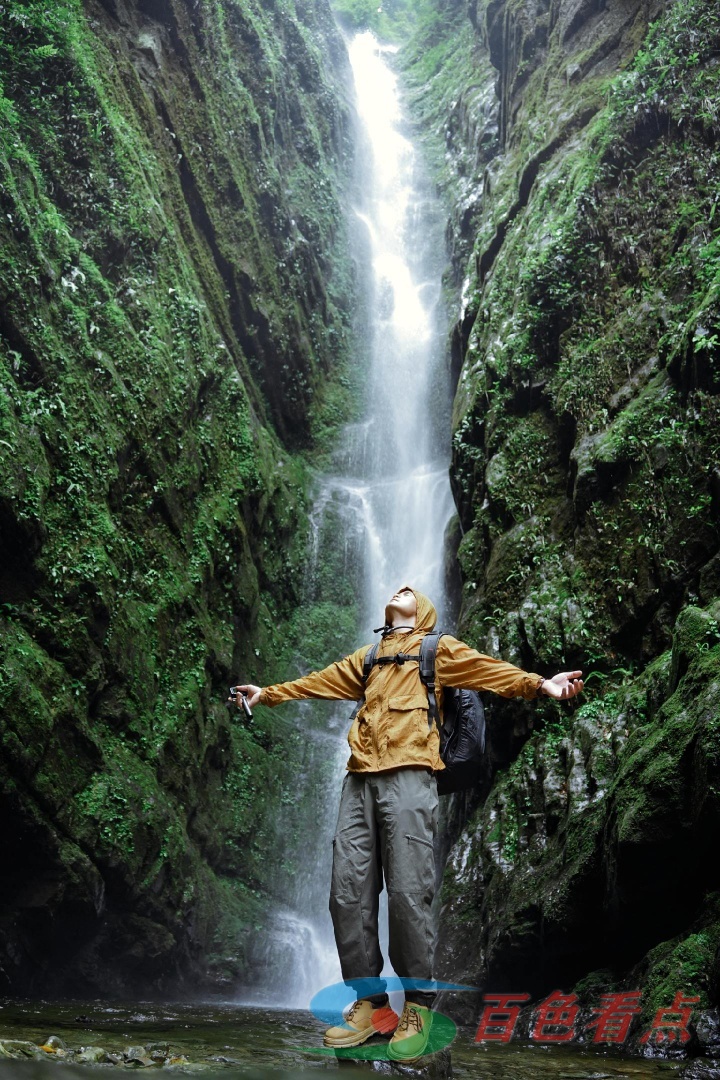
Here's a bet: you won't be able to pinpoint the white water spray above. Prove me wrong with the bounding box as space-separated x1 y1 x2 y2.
344 31 455 635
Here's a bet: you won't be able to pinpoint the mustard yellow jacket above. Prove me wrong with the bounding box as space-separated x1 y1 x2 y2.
260 587 545 773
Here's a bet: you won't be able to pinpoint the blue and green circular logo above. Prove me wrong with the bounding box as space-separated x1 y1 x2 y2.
299 977 475 1060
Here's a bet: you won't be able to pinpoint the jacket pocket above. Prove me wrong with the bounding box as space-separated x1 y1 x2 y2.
347 709 372 758
389 696 429 711
388 695 430 742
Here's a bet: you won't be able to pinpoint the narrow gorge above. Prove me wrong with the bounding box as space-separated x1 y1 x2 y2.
1 0 719 1067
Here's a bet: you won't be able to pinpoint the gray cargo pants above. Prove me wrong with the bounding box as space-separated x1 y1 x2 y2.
329 766 438 1006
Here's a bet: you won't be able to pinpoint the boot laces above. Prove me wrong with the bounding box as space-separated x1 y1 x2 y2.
345 1000 364 1022
398 1005 423 1034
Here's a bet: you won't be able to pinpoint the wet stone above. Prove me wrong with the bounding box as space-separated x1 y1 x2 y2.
43 1036 67 1051
681 1061 720 1080
126 1046 150 1060
0 1040 45 1059
697 1011 720 1055
369 1048 452 1079
77 1047 111 1064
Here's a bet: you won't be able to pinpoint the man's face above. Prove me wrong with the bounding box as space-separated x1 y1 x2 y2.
386 587 417 622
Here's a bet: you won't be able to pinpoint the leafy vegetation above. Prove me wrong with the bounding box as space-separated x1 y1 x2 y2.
407 0 720 1026
330 0 438 42
0 0 358 992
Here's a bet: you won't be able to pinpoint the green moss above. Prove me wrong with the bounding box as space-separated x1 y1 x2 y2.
329 0 437 42
639 916 720 1022
433 0 720 674
438 591 720 996
397 0 720 1013
0 0 360 991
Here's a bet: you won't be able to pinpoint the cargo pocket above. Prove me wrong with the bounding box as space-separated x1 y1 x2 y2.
393 831 435 896
405 832 434 850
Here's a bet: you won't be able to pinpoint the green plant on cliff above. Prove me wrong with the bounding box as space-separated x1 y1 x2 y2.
330 0 435 41
404 0 720 1017
0 0 359 995
639 922 720 1019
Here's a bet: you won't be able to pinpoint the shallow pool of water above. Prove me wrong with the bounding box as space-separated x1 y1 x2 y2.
0 1000 684 1078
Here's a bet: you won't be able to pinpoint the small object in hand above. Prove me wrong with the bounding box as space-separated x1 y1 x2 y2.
229 686 253 720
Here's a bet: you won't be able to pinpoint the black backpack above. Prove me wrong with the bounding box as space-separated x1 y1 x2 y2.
358 632 486 796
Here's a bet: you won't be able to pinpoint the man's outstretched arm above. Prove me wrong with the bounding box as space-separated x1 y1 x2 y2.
232 647 368 710
436 636 583 700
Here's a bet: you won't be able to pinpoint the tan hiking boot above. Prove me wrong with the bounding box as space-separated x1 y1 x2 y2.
323 998 399 1048
387 1001 433 1061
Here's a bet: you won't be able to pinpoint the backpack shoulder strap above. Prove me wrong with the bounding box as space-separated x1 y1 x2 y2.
363 643 380 683
419 632 443 728
350 643 380 722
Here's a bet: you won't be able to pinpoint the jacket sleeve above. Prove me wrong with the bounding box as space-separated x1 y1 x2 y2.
435 636 545 700
260 646 368 706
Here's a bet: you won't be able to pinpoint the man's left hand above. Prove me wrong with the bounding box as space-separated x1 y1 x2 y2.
541 671 584 700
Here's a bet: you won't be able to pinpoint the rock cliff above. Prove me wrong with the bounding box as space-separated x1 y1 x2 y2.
403 0 720 1046
0 0 355 994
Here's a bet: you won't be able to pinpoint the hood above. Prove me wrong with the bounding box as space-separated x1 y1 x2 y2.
385 584 437 635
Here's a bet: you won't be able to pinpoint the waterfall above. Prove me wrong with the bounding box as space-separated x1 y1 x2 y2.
239 30 454 1009
345 31 455 635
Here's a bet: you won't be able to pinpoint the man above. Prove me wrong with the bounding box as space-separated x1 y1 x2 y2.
234 585 583 1060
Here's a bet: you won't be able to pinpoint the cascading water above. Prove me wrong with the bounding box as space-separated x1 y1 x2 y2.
240 30 455 1008
326 31 456 635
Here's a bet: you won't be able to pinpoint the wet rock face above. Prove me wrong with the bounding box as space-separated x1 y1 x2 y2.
0 0 354 994
403 0 720 1045
437 602 720 1004
479 0 666 149
446 0 720 674
87 0 353 450
682 1062 720 1080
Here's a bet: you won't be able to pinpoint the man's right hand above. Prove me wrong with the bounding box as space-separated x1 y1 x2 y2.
540 671 584 700
230 684 262 708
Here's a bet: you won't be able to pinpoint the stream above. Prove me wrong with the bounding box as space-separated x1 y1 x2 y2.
0 999 683 1078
